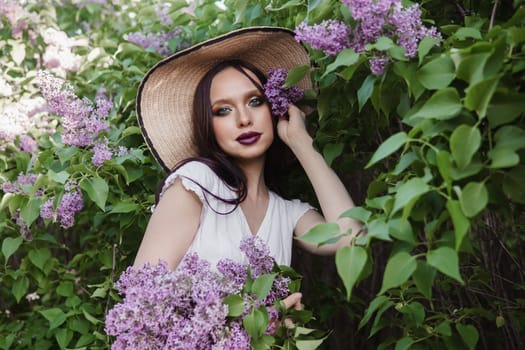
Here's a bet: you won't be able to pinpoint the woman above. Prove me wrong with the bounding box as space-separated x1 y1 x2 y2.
134 27 362 308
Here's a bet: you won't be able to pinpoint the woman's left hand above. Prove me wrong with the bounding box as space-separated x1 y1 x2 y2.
276 104 312 150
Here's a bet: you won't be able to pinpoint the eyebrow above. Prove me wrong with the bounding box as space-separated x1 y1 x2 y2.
211 89 263 107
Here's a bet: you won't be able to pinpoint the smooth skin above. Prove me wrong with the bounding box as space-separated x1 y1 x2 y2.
134 66 362 310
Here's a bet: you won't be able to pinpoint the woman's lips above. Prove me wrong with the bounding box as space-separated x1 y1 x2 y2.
236 132 261 145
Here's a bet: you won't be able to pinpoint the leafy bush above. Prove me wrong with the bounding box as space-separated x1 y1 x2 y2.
0 0 523 349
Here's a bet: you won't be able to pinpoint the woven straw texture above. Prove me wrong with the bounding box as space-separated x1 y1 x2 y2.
137 27 312 171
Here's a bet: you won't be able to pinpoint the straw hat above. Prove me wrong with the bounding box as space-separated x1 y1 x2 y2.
137 26 312 172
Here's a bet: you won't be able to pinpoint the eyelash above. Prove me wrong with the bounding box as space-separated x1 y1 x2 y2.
212 97 266 116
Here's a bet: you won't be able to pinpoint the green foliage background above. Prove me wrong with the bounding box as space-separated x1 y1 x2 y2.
1 0 524 349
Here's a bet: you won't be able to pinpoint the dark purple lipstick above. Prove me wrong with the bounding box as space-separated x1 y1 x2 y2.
236 131 261 145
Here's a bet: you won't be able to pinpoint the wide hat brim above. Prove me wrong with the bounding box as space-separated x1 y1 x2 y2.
137 26 312 172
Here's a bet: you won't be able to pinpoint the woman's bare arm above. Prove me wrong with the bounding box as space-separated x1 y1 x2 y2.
133 178 202 269
277 105 363 255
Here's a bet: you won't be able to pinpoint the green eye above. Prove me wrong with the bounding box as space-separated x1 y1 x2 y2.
249 97 264 107
214 107 231 116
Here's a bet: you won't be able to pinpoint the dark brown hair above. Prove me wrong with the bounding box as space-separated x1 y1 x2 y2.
155 60 290 212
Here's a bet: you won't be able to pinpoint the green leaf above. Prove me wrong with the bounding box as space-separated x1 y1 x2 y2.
395 336 414 350
487 91 525 128
453 51 491 84
366 219 392 242
298 223 340 245
459 182 488 218
243 308 268 338
20 197 43 227
405 88 462 121
296 338 327 350
323 48 359 77
417 56 455 89
365 132 408 168
252 273 277 301
283 64 310 87
412 261 436 299
56 281 74 297
450 125 481 170
464 75 501 118
357 75 375 111
493 125 525 151
437 150 452 191
223 294 245 317
39 308 67 330
454 27 482 40
392 177 430 215
336 245 368 300
359 295 390 329
436 320 452 336
379 252 417 294
340 207 372 223
47 170 70 184
80 176 108 211
399 302 425 327
446 200 470 250
456 323 479 350
121 126 142 138
55 328 73 350
322 143 343 166
110 201 139 214
503 166 525 204
12 276 29 303
488 148 519 168
28 248 52 271
388 219 416 245
426 247 464 283
2 236 23 263
418 37 441 64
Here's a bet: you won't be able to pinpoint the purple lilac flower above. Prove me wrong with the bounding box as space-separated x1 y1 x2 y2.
2 173 39 194
92 138 113 166
40 199 54 220
124 28 184 56
106 237 296 349
12 210 31 241
370 55 389 75
295 20 351 56
155 2 173 26
263 68 304 117
19 135 38 153
36 71 111 147
239 235 274 277
57 182 83 228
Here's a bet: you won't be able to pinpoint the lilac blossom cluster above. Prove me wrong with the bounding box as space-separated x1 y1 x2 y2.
40 180 83 229
295 0 440 75
42 27 88 75
105 236 292 349
124 27 184 56
2 173 39 195
36 71 111 147
263 68 304 116
295 20 351 56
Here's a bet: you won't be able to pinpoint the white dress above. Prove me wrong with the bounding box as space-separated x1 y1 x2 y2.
159 161 313 267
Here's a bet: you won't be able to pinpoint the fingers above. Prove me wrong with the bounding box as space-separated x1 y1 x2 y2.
282 292 302 310
287 104 306 119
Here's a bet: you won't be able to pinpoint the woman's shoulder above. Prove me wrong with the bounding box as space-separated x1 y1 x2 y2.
160 160 222 201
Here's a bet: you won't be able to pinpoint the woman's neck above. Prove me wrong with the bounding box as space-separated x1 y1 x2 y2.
237 158 268 201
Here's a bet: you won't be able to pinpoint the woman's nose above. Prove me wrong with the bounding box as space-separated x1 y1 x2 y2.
236 107 253 127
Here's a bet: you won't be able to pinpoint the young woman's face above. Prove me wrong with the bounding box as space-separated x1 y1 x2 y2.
210 66 274 164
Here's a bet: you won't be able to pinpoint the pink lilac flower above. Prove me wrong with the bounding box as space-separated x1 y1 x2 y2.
294 20 351 56
92 138 113 166
19 135 38 153
0 0 29 38
36 71 111 147
263 69 304 117
56 181 83 228
124 27 184 56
